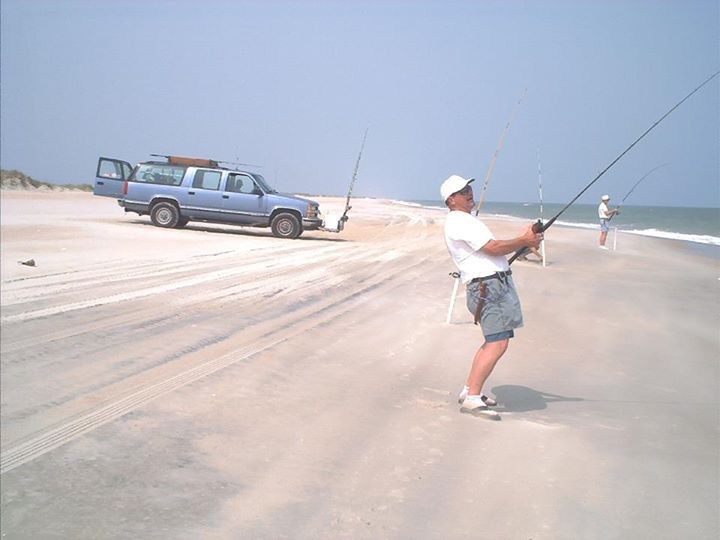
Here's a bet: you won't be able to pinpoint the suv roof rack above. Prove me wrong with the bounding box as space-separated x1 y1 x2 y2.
150 154 219 168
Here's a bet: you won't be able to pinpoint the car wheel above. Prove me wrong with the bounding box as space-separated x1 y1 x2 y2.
151 202 180 228
271 212 301 239
175 217 189 228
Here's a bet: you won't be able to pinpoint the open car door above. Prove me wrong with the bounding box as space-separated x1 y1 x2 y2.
94 157 133 198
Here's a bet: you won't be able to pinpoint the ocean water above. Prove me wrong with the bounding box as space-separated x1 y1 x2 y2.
411 200 720 247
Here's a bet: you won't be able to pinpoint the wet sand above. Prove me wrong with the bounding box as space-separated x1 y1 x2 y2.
1 190 718 539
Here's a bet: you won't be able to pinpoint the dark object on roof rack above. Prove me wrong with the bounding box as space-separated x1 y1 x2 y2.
150 154 219 168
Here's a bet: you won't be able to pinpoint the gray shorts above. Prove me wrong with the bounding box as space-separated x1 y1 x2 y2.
600 219 609 232
466 275 524 339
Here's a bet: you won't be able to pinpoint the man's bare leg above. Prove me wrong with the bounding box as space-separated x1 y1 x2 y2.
467 339 509 396
600 231 608 246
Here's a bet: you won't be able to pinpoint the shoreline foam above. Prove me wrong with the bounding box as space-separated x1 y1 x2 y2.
404 200 720 246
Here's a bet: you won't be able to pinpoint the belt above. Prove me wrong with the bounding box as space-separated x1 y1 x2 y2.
469 270 512 284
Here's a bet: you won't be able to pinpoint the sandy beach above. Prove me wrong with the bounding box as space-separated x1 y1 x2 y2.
1 190 718 539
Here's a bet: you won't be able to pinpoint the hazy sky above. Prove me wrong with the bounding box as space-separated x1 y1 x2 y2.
1 0 718 206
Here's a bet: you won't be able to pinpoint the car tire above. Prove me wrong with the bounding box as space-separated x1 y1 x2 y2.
175 217 189 228
271 212 301 239
150 202 180 228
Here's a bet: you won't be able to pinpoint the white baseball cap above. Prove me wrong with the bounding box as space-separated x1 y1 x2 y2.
441 175 475 202
601 194 610 201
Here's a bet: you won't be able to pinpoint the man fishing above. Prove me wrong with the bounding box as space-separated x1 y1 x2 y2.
598 194 620 249
442 175 543 419
441 70 715 420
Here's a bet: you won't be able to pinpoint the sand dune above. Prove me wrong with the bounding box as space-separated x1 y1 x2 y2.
1 191 717 539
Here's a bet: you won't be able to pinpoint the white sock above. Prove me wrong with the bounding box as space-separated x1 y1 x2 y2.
464 386 488 397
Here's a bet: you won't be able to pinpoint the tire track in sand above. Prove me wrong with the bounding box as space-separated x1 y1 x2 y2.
0 242 356 324
0 239 404 353
0 254 430 474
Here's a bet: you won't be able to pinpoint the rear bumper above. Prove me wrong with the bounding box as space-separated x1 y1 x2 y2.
119 199 149 214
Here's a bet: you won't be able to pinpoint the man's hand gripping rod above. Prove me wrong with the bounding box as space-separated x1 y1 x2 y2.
508 70 719 265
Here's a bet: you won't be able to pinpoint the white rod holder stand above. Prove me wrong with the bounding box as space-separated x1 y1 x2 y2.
446 273 460 324
612 227 618 251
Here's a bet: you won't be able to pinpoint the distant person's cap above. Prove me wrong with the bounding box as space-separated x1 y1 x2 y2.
441 175 475 202
601 195 610 200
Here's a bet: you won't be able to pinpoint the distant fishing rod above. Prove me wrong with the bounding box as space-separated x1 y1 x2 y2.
338 127 369 226
609 163 670 219
474 88 527 214
537 147 544 221
508 69 720 265
537 147 547 266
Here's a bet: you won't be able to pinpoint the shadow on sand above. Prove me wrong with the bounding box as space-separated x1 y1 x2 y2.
490 385 584 413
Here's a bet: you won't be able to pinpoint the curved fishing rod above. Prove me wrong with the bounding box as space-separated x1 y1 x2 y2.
620 162 670 207
608 162 670 221
508 69 720 264
474 88 527 214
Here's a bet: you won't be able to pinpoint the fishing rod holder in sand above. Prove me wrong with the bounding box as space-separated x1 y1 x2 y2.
319 214 349 233
446 272 461 324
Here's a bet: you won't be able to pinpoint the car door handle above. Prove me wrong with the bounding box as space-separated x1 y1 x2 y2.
188 191 195 195
97 181 104 185
222 195 229 199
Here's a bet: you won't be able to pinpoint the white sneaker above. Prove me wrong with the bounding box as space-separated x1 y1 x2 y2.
460 396 500 419
599 245 609 250
457 386 497 407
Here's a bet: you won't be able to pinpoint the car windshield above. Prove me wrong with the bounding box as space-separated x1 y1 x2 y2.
252 174 277 194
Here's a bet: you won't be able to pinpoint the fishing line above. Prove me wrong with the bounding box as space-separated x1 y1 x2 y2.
508 70 719 264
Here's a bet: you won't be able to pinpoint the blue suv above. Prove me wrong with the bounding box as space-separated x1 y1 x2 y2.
94 155 329 239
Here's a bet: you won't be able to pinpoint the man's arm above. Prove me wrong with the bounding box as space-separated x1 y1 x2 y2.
481 224 543 257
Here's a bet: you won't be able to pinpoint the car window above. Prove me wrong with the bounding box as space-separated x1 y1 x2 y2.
253 173 276 193
98 159 125 179
192 170 222 191
122 162 133 179
226 173 259 195
133 164 185 185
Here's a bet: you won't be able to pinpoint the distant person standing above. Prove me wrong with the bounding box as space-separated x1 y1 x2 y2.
442 175 543 419
598 194 619 249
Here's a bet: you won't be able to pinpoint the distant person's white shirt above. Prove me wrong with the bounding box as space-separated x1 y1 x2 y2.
444 211 509 283
598 201 610 219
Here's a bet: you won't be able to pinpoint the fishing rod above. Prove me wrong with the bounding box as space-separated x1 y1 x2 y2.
537 147 544 223
474 88 527 214
337 127 369 227
537 147 547 266
508 69 720 264
517 148 546 263
608 162 670 220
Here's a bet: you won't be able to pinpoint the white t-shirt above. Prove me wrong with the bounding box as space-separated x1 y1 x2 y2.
598 201 610 219
444 210 510 283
